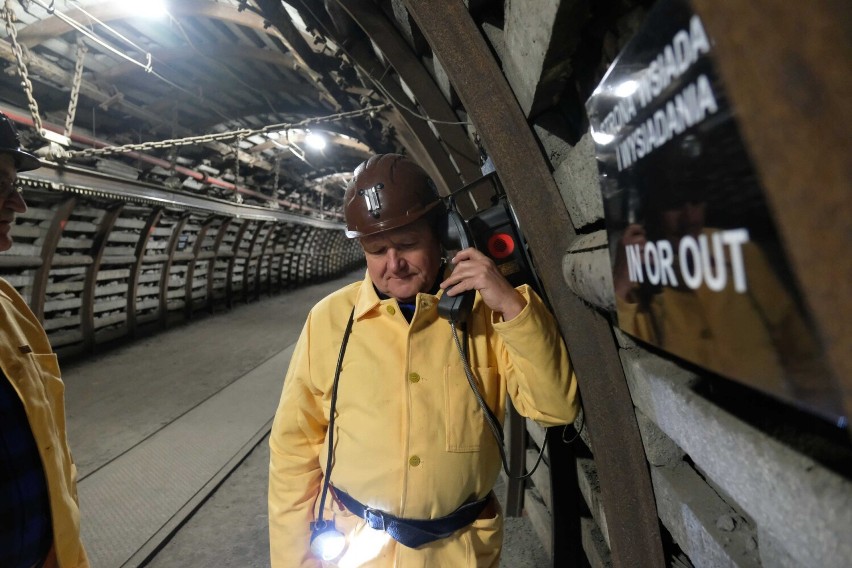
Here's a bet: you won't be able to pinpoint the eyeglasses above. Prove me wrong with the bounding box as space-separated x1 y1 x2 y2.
0 178 22 200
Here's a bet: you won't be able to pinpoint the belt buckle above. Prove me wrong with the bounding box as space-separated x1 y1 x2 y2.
363 506 386 531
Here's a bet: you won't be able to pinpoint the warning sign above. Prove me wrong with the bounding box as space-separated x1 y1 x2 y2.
586 0 841 422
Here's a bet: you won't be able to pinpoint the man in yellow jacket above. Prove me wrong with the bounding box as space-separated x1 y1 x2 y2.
0 113 89 568
269 154 579 567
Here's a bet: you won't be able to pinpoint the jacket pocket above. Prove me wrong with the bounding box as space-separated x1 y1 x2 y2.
444 364 496 452
464 497 503 568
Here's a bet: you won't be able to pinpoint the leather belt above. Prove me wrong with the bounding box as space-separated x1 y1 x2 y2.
333 487 490 549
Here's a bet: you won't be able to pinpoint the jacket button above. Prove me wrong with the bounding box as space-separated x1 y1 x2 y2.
386 305 396 315
408 372 420 383
409 456 421 467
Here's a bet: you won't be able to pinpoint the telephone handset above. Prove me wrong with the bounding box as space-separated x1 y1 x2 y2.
437 207 476 323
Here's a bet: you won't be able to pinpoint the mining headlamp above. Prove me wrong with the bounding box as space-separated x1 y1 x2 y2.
310 520 346 561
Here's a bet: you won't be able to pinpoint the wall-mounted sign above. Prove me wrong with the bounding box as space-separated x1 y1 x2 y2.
586 0 843 423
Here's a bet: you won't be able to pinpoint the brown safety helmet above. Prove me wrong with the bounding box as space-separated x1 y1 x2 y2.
344 154 444 238
0 112 41 172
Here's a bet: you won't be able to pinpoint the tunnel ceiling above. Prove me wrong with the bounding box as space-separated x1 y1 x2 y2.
0 0 487 223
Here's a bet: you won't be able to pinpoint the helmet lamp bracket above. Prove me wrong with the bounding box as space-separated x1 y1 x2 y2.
359 183 384 218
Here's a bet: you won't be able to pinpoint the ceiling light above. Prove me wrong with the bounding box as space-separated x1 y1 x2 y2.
614 80 638 98
305 132 327 150
129 0 169 18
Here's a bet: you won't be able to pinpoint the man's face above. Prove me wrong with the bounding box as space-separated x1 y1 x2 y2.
360 218 443 303
0 154 27 253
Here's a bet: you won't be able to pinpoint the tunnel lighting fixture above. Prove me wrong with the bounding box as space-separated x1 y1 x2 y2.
127 0 169 18
590 127 614 145
305 132 327 150
614 79 639 98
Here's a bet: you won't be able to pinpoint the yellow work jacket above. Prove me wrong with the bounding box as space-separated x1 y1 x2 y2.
0 279 88 568
269 272 579 567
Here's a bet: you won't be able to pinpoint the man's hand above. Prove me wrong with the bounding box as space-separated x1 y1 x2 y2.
440 247 526 320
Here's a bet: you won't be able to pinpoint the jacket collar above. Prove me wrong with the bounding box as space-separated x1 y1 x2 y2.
353 271 382 320
353 266 447 321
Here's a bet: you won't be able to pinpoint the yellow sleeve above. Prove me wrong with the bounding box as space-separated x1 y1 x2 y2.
492 285 580 426
268 314 325 568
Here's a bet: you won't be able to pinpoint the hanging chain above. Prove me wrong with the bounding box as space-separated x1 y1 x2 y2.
64 34 87 138
273 155 280 193
64 104 391 159
233 135 240 184
3 0 45 137
232 135 243 203
169 106 178 170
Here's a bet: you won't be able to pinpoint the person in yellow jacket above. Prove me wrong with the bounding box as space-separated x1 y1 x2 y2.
0 113 89 568
269 154 579 567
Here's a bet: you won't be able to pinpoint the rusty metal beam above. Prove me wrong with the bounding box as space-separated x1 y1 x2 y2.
252 0 350 111
691 0 852 429
334 0 481 185
403 2 665 566
345 40 461 193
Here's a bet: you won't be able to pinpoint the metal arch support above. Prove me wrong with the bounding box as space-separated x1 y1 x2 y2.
288 226 312 287
274 224 294 290
547 426 583 566
31 196 78 322
158 213 191 328
184 216 218 320
255 222 281 300
343 39 461 195
332 0 481 184
128 207 163 337
206 217 233 313
402 2 665 567
225 219 253 309
240 220 269 304
502 400 526 517
81 202 124 352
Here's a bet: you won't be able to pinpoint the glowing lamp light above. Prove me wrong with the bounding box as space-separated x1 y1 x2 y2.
590 128 614 145
614 79 639 98
310 521 346 561
305 132 327 150
128 0 168 18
